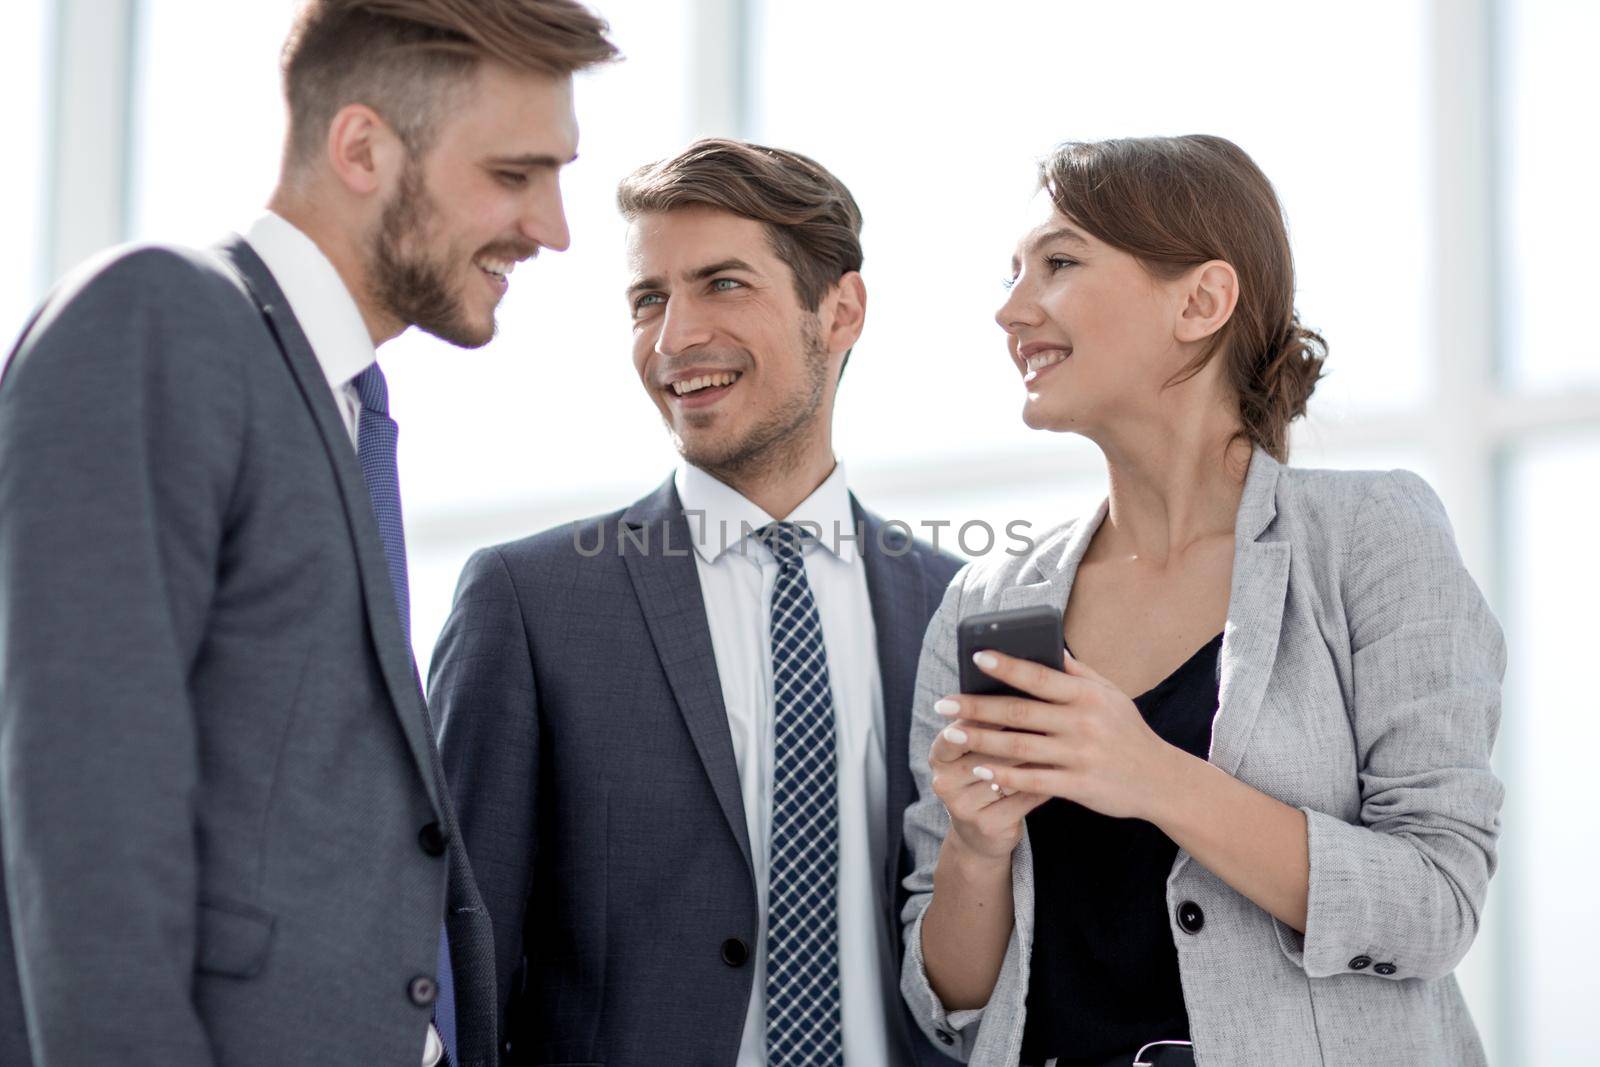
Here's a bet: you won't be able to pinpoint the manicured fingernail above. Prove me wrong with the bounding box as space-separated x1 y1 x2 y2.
973 651 998 670
943 725 968 744
934 698 961 717
972 765 995 781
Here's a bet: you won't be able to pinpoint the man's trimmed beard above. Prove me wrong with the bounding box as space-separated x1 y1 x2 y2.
675 314 830 482
370 155 493 349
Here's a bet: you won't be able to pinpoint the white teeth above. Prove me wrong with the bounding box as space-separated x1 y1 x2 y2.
475 257 516 278
670 372 739 396
1025 350 1070 372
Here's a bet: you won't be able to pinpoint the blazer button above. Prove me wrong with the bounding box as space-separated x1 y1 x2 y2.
1348 955 1373 971
1373 962 1398 976
721 938 749 967
936 1030 955 1045
1176 900 1205 934
418 822 448 857
409 975 438 1007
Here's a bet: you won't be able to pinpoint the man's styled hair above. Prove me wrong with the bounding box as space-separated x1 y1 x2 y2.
282 0 618 167
615 138 864 314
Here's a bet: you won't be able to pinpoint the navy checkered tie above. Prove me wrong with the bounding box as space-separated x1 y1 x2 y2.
353 364 456 1065
757 522 842 1067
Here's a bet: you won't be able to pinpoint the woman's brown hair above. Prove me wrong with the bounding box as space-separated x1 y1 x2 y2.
1040 135 1326 461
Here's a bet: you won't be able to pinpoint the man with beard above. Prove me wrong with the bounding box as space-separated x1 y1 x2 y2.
429 139 965 1067
0 3 615 1065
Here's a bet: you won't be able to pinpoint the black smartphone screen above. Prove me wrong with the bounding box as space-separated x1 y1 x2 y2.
956 605 1065 698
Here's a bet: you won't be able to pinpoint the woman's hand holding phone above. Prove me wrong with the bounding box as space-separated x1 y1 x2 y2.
939 647 1180 822
927 720 1047 863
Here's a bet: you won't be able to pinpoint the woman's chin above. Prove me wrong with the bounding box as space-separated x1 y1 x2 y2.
1021 396 1075 432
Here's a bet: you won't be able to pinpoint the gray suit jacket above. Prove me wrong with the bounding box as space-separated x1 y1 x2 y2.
900 450 1505 1066
429 478 964 1066
0 239 497 1066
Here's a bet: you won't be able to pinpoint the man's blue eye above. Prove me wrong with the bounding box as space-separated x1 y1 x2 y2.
711 278 742 291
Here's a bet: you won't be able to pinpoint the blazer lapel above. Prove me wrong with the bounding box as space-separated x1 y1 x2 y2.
213 236 443 817
621 478 754 875
1208 449 1290 778
852 499 931 915
998 500 1108 618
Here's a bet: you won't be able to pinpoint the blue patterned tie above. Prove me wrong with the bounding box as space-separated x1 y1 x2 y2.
353 363 456 1065
757 522 842 1067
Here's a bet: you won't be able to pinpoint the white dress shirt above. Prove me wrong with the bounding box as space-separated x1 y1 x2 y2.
241 212 375 446
241 213 442 1067
674 461 898 1067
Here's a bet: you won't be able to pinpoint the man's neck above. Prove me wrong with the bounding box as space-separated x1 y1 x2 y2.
702 438 839 522
265 192 401 347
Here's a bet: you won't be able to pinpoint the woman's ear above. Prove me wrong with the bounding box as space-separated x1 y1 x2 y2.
1174 260 1239 344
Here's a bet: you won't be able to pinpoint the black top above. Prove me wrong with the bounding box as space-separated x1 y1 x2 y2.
1019 632 1224 1064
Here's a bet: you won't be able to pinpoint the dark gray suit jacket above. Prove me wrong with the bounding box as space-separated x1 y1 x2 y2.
0 238 496 1066
430 479 964 1066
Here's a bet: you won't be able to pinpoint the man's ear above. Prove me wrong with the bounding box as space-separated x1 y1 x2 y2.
824 271 867 356
324 103 404 198
1174 260 1238 344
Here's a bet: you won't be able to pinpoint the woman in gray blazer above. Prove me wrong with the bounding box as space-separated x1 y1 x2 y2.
899 135 1504 1067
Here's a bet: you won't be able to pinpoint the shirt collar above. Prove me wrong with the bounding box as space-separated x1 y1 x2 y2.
673 459 858 566
242 211 377 394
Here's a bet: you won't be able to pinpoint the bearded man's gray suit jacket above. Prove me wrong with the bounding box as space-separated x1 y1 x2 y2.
0 239 496 1066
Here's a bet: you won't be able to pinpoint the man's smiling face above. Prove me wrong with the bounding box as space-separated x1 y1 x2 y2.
626 206 836 475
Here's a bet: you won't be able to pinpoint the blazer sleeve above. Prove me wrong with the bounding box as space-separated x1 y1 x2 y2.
899 567 1014 1061
430 546 540 1021
0 250 245 1064
1280 470 1506 981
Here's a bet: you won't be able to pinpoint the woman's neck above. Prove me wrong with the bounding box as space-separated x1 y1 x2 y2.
1091 410 1251 566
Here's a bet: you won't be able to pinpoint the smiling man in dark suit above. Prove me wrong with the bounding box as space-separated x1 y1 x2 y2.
0 3 615 1064
431 139 965 1066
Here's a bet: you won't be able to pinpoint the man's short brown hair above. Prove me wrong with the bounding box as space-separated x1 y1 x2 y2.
282 0 619 166
615 138 864 313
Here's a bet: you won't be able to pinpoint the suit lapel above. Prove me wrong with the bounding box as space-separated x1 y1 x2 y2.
998 499 1108 618
621 479 754 875
213 236 443 817
852 499 931 915
1208 449 1290 778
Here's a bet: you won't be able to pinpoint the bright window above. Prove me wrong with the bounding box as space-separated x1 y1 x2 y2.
1500 0 1600 391
1 0 51 350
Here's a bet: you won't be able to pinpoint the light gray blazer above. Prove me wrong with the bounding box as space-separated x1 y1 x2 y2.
899 449 1506 1066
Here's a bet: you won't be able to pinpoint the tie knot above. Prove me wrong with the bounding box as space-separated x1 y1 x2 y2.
756 521 809 568
353 362 389 415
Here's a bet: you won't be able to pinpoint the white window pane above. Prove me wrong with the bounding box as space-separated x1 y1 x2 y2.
1500 0 1600 391
130 0 299 245
750 0 1430 472
1 0 51 348
1503 434 1600 1059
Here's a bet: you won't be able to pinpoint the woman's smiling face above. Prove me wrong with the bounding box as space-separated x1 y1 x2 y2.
994 190 1195 437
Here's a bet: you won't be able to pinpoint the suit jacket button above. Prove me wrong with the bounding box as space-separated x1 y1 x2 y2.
1373 962 1398 976
936 1030 955 1045
721 938 749 967
418 822 448 857
1348 955 1373 971
409 975 438 1007
1176 900 1205 934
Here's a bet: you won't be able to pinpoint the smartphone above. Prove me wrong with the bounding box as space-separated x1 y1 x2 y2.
957 605 1066 698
